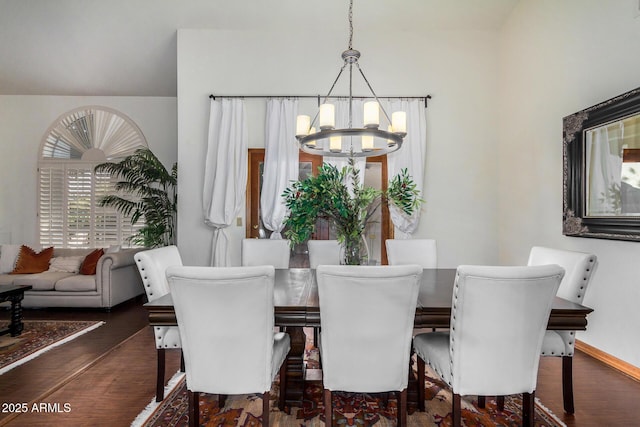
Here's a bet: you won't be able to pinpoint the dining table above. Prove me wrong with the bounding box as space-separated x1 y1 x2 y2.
143 268 594 408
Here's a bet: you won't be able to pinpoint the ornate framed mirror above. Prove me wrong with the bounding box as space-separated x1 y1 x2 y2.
563 86 640 241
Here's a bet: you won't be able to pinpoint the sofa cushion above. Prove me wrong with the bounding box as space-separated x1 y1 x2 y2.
11 246 54 274
0 274 15 285
53 248 92 258
12 272 75 291
106 245 121 253
80 249 104 275
0 244 22 273
55 275 97 292
49 256 84 273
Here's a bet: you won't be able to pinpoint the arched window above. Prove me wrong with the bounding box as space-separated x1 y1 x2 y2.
38 106 148 248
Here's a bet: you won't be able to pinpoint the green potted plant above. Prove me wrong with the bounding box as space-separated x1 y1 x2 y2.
282 158 423 265
94 148 177 248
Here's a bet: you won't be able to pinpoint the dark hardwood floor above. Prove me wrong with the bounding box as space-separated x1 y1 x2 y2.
1 300 639 426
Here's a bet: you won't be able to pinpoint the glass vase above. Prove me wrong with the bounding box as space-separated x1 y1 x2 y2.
340 234 370 265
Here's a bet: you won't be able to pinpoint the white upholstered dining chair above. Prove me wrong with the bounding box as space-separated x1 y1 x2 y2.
307 239 341 269
412 265 564 427
306 239 341 349
386 239 437 268
528 246 597 414
241 238 290 268
166 265 290 427
316 264 422 427
134 245 184 401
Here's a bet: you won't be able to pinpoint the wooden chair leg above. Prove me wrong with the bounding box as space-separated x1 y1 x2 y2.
278 358 287 411
378 392 389 409
180 350 185 372
522 391 534 427
497 395 505 411
188 390 199 427
417 355 425 412
262 391 270 427
397 388 407 427
452 393 462 427
477 396 485 408
562 356 575 414
316 328 322 368
156 348 166 402
324 389 332 427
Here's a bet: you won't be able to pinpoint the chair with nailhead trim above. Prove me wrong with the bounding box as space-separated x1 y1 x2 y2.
134 245 184 401
527 246 597 414
412 265 564 427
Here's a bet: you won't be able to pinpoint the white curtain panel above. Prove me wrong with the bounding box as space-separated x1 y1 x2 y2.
261 98 299 239
203 98 248 266
324 98 366 191
385 99 427 238
586 123 623 215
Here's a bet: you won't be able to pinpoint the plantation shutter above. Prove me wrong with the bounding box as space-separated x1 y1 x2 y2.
38 167 65 247
94 169 120 247
66 167 93 247
38 106 148 248
38 162 143 248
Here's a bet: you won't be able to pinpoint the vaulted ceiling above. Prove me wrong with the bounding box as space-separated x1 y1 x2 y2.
0 0 518 97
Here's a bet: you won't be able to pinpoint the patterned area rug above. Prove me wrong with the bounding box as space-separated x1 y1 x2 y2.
133 341 565 427
0 319 104 375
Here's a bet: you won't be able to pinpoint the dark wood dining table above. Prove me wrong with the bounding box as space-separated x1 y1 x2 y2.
143 268 594 408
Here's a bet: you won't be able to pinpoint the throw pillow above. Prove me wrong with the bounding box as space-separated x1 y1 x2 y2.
0 244 22 273
11 245 54 274
80 248 104 275
106 244 121 253
48 256 84 273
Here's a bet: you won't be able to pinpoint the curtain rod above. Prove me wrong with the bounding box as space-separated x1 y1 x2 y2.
209 94 432 108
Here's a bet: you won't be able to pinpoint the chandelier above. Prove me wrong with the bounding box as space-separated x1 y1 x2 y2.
295 0 406 158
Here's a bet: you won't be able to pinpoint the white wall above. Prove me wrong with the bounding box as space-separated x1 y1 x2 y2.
499 0 640 366
0 95 177 246
177 28 502 268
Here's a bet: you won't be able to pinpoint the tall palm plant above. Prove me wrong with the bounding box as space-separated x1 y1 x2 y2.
94 148 177 248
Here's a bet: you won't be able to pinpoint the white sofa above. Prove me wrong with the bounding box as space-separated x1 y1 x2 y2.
0 247 145 309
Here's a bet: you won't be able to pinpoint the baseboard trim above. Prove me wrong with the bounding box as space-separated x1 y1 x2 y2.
576 339 640 382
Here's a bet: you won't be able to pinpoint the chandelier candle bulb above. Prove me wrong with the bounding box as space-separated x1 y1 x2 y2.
362 135 374 151
392 111 407 134
363 101 380 128
330 136 342 152
319 104 335 130
296 115 311 137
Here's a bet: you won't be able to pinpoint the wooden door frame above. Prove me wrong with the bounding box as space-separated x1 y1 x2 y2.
367 154 393 265
246 149 393 264
247 149 323 239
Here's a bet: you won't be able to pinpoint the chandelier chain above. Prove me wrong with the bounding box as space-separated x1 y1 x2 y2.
348 0 354 50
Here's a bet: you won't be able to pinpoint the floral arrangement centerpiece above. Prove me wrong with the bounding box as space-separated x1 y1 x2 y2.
282 158 423 265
